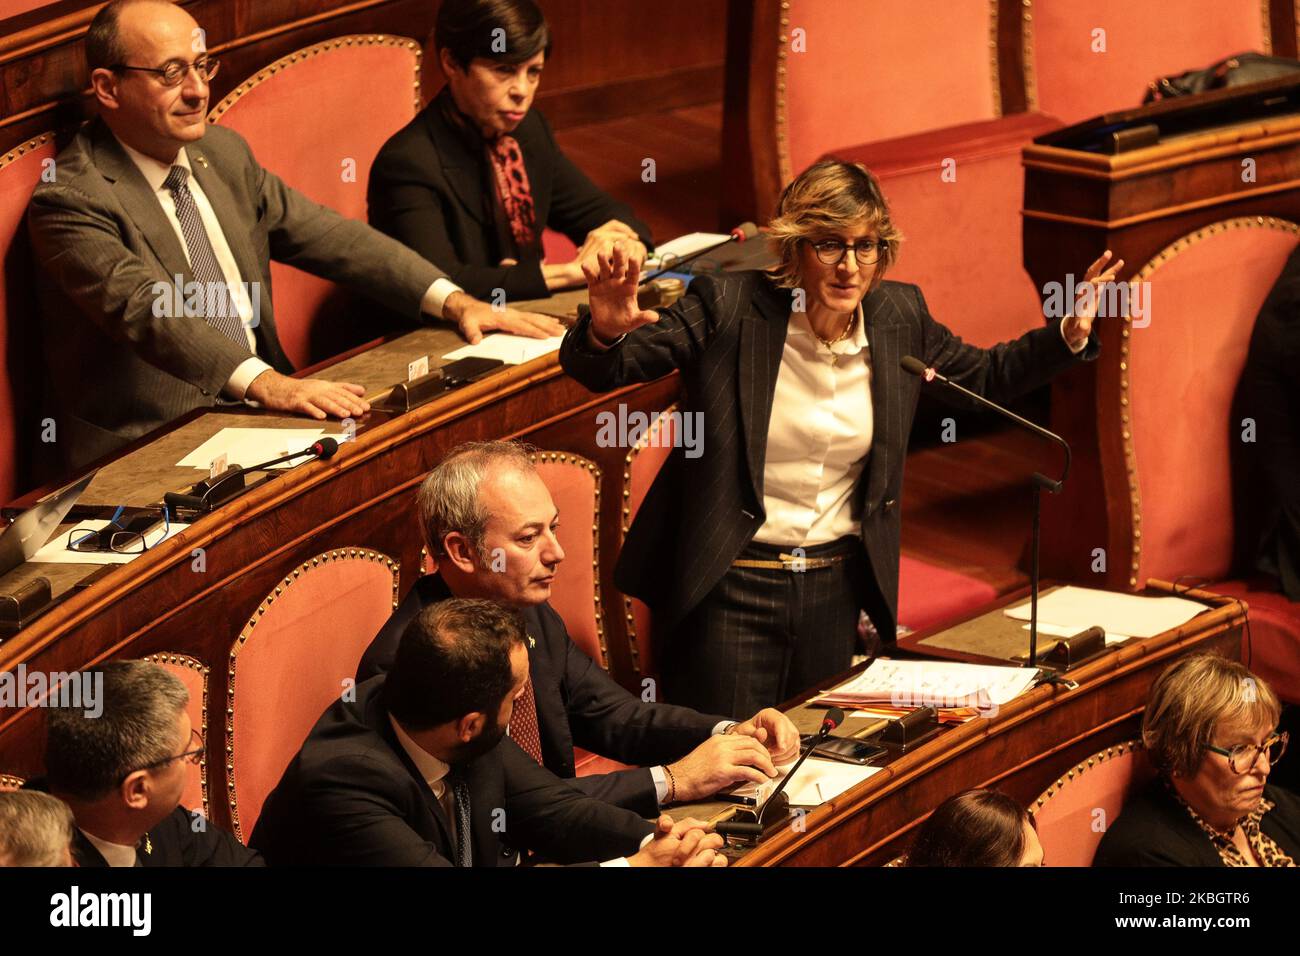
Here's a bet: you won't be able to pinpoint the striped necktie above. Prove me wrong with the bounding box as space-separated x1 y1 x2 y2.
162 164 249 347
448 770 473 868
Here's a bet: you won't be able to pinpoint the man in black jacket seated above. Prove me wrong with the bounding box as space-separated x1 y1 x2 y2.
252 598 725 866
28 660 261 867
357 441 801 816
367 0 654 301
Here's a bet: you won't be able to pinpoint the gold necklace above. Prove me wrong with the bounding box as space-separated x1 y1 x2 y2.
813 312 856 348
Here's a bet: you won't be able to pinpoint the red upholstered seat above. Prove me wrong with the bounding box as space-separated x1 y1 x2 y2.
0 774 23 792
531 452 606 667
542 229 578 265
1028 0 1271 127
623 408 680 679
1119 219 1300 699
897 554 998 634
0 133 57 504
226 549 399 843
1032 740 1155 867
208 36 422 369
142 652 209 816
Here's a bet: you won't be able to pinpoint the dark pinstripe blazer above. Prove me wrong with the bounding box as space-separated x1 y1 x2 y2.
28 118 447 469
559 270 1098 644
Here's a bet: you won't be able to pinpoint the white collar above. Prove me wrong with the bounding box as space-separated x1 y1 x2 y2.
388 714 452 793
81 828 140 868
115 134 192 194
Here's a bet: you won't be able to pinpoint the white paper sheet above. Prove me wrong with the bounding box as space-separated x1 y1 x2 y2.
779 757 882 807
1004 585 1206 640
32 519 191 565
816 657 1038 710
441 333 564 366
645 232 730 270
176 427 332 471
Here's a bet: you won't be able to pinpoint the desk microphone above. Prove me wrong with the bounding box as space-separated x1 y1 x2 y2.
715 706 845 841
164 437 341 515
639 222 759 284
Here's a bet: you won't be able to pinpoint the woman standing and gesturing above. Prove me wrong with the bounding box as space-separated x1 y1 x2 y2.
560 160 1121 715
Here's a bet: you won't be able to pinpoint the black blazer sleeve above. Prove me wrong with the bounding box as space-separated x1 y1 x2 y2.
153 807 265 867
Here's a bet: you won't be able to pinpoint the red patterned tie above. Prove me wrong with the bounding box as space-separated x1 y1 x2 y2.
487 135 538 255
509 676 544 765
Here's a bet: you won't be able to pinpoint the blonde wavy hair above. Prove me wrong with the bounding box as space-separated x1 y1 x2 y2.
766 159 902 291
1142 653 1281 778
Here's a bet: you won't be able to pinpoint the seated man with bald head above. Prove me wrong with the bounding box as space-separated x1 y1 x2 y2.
359 440 802 816
29 0 564 469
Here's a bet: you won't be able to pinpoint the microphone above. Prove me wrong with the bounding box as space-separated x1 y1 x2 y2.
164 436 342 515
899 356 1069 488
715 707 845 842
639 222 759 285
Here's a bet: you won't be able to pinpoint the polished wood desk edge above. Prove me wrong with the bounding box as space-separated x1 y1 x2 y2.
735 586 1246 866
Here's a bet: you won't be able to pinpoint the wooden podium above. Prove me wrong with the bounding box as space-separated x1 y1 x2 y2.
1020 77 1300 586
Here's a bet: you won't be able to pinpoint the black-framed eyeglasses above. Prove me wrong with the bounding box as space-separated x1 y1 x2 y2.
112 56 220 87
809 237 883 266
1206 730 1288 774
126 728 205 780
67 505 170 555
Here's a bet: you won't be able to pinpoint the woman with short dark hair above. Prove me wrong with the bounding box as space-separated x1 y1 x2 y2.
906 789 1042 867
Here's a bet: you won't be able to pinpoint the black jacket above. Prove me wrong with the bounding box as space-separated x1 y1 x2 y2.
248 675 654 866
1093 780 1300 866
22 781 262 867
357 574 726 816
367 88 653 301
559 270 1099 642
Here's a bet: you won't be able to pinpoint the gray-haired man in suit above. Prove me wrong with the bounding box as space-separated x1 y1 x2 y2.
28 0 565 469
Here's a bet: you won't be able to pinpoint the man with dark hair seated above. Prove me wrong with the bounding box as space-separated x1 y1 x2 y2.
27 660 260 867
358 440 801 816
253 598 725 866
368 0 653 301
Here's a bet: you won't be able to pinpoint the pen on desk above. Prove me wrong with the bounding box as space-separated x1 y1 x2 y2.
852 718 889 740
815 782 825 802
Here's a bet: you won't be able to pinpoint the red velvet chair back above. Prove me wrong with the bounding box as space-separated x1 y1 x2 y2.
1031 740 1155 866
142 653 209 817
0 133 57 503
209 36 422 369
226 549 399 843
622 408 679 679
779 0 1003 182
531 452 606 667
1027 0 1270 126
1122 219 1299 587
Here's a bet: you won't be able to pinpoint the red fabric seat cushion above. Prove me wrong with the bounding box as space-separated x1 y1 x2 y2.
1212 578 1300 703
898 554 999 633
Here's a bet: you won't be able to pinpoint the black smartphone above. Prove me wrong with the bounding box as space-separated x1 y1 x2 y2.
800 734 886 766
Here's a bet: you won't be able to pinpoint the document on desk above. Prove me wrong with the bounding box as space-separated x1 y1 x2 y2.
780 757 881 807
31 520 191 565
645 232 730 270
812 658 1038 710
441 333 564 365
176 428 335 470
1003 585 1206 641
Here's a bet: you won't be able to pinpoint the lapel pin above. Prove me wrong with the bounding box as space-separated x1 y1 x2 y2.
527 633 536 649
194 154 209 169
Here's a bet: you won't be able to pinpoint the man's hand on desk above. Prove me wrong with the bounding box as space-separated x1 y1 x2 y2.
729 708 802 765
245 369 370 420
627 815 727 867
666 733 778 803
442 291 566 344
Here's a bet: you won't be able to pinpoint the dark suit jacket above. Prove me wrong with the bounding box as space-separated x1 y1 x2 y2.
248 675 654 866
22 781 262 867
357 574 725 816
367 88 653 302
28 118 447 468
1093 780 1300 866
560 271 1099 643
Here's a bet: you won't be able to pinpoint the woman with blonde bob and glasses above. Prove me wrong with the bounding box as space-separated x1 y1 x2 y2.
560 159 1120 715
1095 654 1298 866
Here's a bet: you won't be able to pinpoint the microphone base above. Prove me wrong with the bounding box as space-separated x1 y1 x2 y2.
715 793 792 847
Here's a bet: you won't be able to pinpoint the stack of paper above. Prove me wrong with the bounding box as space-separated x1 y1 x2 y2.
812 658 1038 715
442 333 564 365
1004 585 1207 643
644 232 730 271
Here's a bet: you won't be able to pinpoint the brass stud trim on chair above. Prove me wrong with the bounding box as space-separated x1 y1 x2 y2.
1120 217 1300 591
143 652 211 821
225 548 399 843
207 35 424 123
988 0 1003 117
528 452 607 669
1021 0 1038 112
1030 739 1144 815
0 131 55 171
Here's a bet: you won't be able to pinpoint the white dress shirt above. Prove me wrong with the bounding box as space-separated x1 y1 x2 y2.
117 136 462 401
81 829 140 867
389 714 460 860
754 305 1088 547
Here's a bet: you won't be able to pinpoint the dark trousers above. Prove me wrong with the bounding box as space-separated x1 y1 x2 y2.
660 537 871 716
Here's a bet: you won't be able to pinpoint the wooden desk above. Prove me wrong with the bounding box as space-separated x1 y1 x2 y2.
670 581 1245 866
